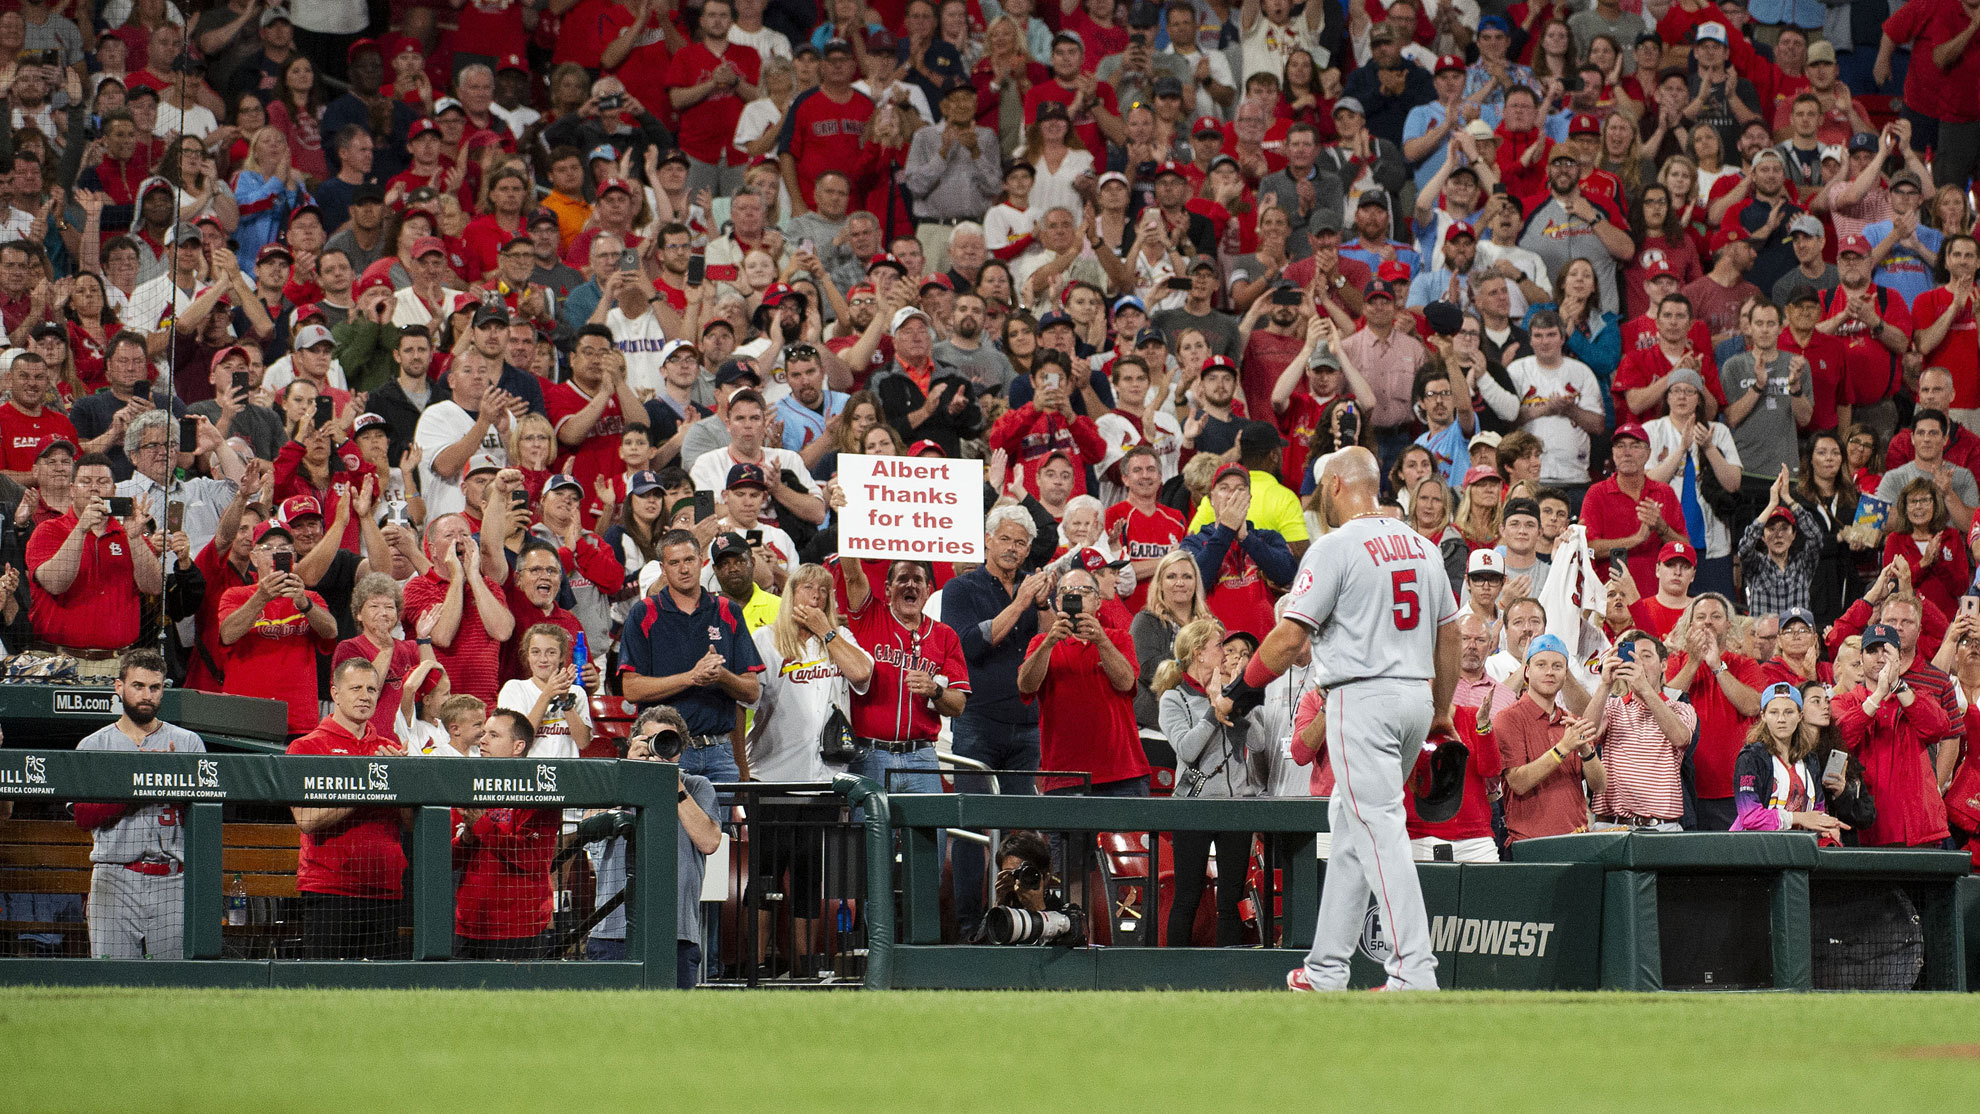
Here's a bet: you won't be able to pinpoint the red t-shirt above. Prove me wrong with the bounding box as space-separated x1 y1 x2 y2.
1105 500 1186 613
1059 8 1128 68
1203 533 1279 642
286 718 407 898
25 513 140 651
1612 344 1727 423
332 635 425 738
1774 327 1851 430
219 586 336 735
1407 703 1502 842
1626 595 1689 639
663 42 761 165
1912 287 1980 409
1022 78 1119 164
1680 274 1762 342
1820 285 1911 406
402 570 509 704
0 402 76 473
452 805 560 939
844 596 971 744
544 379 629 493
1580 474 1684 591
185 540 252 693
1664 649 1768 799
450 0 530 67
1239 328 1307 425
788 88 875 209
826 332 893 389
1023 626 1148 793
460 213 526 282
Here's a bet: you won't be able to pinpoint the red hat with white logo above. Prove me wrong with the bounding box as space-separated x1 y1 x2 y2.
1434 54 1466 74
1837 233 1872 256
279 495 324 523
1568 113 1602 136
1657 540 1696 566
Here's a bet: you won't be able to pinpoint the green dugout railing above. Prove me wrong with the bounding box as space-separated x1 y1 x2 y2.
837 778 1606 991
0 750 680 989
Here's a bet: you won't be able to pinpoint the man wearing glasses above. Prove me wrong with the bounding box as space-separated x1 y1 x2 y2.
1014 562 1147 798
25 451 163 678
114 409 248 558
216 517 339 737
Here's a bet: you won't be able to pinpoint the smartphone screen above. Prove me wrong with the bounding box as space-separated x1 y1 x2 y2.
167 503 185 532
179 420 199 453
313 396 334 428
232 370 250 393
686 256 706 287
107 497 135 517
272 552 293 574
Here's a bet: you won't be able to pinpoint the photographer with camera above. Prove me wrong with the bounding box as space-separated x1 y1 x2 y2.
578 706 723 986
1016 564 1147 797
975 830 1087 947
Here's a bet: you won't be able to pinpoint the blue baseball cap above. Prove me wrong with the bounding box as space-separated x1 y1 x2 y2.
1760 682 1803 709
1524 633 1569 663
1477 14 1510 34
627 470 665 496
1112 294 1146 315
1861 623 1901 653
1779 607 1816 631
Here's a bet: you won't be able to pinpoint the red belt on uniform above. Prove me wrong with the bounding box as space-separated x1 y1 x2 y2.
121 860 183 876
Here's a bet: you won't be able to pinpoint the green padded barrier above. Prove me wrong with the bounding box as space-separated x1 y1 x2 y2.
1961 876 1980 991
1813 848 1973 876
1510 830 1819 869
1603 871 1661 991
1772 870 1813 991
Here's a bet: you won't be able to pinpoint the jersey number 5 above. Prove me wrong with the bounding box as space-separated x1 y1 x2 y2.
1390 569 1420 630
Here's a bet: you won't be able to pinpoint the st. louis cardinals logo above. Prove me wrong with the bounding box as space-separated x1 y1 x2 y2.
196 759 219 788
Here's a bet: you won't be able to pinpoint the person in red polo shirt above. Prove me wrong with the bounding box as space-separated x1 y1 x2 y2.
1105 446 1186 613
217 518 339 736
287 657 410 960
1495 634 1605 843
664 0 762 196
1017 562 1147 795
26 452 161 676
0 352 77 483
402 511 518 704
1581 422 1687 588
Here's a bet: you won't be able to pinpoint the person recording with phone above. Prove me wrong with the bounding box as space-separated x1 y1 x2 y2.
1583 630 1696 830
25 451 163 678
217 517 339 737
1016 564 1147 798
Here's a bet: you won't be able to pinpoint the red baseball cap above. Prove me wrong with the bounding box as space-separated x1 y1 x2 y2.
1210 461 1250 489
408 118 440 141
1377 261 1411 283
291 302 325 324
1461 464 1499 487
866 252 907 274
1443 221 1476 243
847 281 876 298
354 271 395 299
33 432 76 460
345 37 380 61
1074 546 1129 573
1613 420 1650 443
1709 224 1749 253
596 177 633 198
905 439 945 457
1434 54 1466 74
251 519 294 546
210 344 252 372
388 34 421 58
1643 257 1676 279
1154 160 1191 180
919 272 954 291
279 494 324 523
496 52 527 73
411 235 446 259
1656 540 1696 566
1837 232 1872 256
1191 115 1223 137
1568 112 1602 136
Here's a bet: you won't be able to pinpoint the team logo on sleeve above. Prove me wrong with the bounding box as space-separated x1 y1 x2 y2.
1292 569 1313 595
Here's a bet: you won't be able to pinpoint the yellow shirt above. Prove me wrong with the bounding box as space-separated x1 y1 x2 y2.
741 583 782 634
543 190 593 252
1186 469 1311 542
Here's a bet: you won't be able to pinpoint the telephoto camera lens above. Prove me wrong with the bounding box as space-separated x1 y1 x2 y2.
984 904 1086 946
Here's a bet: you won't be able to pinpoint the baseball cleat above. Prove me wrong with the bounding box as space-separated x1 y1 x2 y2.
1286 968 1318 992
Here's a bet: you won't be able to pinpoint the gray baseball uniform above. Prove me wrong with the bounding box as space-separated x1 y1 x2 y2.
1283 514 1456 991
76 720 205 959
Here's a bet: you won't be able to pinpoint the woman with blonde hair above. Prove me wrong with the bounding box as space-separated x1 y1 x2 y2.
506 412 558 504
1131 549 1211 730
1153 616 1259 946
1730 683 1847 838
1453 465 1503 550
1408 474 1468 590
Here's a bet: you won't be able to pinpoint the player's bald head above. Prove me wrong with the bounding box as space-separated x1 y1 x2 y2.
1313 446 1381 526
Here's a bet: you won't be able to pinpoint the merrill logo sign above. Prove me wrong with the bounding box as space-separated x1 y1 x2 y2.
197 759 219 788
368 763 390 792
26 756 46 784
470 763 564 803
1 755 55 795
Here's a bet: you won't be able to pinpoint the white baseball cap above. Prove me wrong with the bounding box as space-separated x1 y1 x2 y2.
1694 21 1728 42
466 451 502 476
890 306 931 335
293 323 334 351
1467 548 1505 577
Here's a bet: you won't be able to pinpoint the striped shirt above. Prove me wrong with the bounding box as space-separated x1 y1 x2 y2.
1590 692 1697 821
1454 673 1514 723
1902 658 1965 754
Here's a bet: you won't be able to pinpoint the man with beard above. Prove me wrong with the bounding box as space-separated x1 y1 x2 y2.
1405 222 1483 309
73 649 205 959
839 545 971 793
1179 354 1247 458
1517 150 1633 316
773 346 848 459
1238 281 1315 419
932 291 1014 395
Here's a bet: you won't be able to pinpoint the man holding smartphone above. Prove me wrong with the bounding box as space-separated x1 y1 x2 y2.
216 518 339 737
26 452 163 678
1015 565 1146 796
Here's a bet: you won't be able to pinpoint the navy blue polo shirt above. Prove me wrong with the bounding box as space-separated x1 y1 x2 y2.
942 565 1043 727
619 586 765 736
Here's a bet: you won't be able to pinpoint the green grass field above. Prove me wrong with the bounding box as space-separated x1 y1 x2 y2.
5 987 1979 1112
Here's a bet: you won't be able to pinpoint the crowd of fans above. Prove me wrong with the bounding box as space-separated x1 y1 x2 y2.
6 0 1980 964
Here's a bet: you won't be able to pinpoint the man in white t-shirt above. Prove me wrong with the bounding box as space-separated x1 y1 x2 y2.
1241 0 1327 84
687 387 827 531
414 349 514 517
597 269 670 396
1476 309 1603 486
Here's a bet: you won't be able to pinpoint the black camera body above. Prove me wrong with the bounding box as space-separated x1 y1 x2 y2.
1336 402 1360 445
647 727 686 760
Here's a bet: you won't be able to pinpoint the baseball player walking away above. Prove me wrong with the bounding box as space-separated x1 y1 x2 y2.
72 649 207 959
1224 448 1461 992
